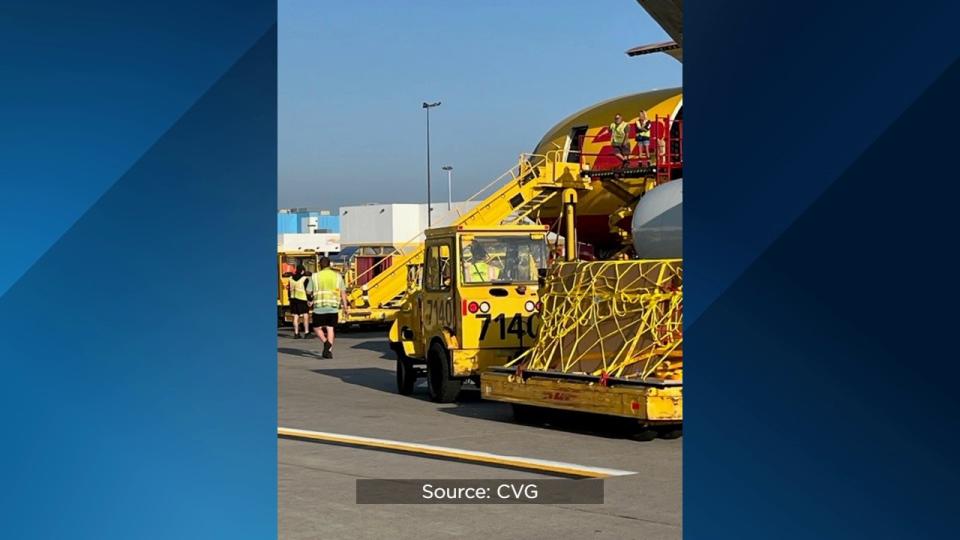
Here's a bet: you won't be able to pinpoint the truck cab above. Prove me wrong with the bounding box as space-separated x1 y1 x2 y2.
389 225 548 402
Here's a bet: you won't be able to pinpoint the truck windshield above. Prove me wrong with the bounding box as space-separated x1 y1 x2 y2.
460 235 546 284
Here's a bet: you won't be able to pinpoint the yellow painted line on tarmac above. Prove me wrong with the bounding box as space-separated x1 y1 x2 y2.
278 426 635 479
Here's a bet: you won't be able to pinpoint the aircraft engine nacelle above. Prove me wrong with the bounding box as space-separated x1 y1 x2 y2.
632 179 682 259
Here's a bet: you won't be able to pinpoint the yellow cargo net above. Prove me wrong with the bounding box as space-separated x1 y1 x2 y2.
509 260 682 381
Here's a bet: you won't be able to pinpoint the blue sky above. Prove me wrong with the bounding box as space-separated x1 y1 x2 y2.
278 0 680 210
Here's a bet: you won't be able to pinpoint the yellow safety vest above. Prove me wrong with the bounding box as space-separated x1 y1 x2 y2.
610 122 628 145
311 269 342 310
466 261 500 282
636 119 651 138
289 276 308 301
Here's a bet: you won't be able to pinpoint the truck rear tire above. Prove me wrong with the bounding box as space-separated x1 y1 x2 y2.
511 404 544 424
630 428 659 442
656 426 683 440
427 342 461 403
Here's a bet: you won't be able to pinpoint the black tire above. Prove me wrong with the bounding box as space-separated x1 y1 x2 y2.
396 357 416 395
427 342 461 403
630 428 659 442
656 426 683 440
512 404 543 424
390 342 417 396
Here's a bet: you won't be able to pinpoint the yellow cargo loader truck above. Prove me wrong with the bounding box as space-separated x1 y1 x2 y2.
388 224 548 402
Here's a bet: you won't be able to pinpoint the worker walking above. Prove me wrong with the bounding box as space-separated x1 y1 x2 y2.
610 113 631 167
288 265 311 339
309 256 348 358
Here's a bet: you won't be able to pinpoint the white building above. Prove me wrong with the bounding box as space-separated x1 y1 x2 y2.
338 202 479 248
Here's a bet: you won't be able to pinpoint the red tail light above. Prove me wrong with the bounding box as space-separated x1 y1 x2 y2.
467 301 480 314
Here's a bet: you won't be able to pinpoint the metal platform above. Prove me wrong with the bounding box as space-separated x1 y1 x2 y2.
580 165 658 179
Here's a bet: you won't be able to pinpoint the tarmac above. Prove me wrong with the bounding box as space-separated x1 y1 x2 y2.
278 329 682 539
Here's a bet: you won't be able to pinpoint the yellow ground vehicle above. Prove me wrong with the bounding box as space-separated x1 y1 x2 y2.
388 225 548 402
276 250 319 324
379 0 683 433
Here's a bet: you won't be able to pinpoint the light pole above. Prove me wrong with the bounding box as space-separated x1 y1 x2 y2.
422 101 441 227
441 165 453 210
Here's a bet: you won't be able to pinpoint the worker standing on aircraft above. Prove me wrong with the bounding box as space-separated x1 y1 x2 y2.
610 113 631 167
635 110 652 165
309 256 348 358
288 265 311 339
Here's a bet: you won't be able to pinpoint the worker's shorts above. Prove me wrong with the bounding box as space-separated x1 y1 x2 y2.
290 298 310 315
635 136 650 145
312 312 338 327
614 142 631 155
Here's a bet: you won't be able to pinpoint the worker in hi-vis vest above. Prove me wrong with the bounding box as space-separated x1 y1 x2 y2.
610 113 631 167
463 242 500 283
288 265 311 339
307 256 348 358
634 110 652 164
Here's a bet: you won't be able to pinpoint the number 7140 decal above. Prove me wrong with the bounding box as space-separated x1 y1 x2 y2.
477 313 537 340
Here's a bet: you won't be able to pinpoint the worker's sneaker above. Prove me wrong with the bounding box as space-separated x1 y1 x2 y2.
293 333 301 339
322 350 333 359
322 341 332 358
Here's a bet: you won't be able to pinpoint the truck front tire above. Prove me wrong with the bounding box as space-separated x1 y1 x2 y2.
391 343 417 395
397 357 416 395
427 342 461 403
